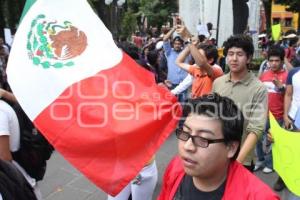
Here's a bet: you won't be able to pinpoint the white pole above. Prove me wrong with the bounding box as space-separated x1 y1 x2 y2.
248 0 260 58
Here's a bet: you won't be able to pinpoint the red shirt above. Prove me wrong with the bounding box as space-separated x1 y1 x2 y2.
260 69 288 120
157 156 279 200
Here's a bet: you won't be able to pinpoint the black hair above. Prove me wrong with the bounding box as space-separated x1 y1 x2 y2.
224 34 254 58
173 36 184 45
147 50 159 66
207 22 213 31
198 35 206 43
289 37 298 47
118 42 139 60
267 45 285 61
199 44 218 65
182 93 244 160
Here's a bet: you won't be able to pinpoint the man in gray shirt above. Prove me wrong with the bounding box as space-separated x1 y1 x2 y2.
212 35 268 171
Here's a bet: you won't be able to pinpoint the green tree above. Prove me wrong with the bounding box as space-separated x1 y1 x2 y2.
0 0 26 37
125 0 177 36
121 10 137 38
273 0 300 32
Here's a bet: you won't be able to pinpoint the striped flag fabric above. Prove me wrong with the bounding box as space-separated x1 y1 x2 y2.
7 0 181 195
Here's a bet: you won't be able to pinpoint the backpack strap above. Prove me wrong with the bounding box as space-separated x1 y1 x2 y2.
0 159 37 200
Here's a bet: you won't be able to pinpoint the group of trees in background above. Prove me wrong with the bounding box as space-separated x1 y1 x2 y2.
0 0 25 38
89 0 177 38
0 0 177 39
0 0 299 40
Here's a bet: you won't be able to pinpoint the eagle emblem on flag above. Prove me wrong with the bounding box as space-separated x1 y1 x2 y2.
27 14 88 69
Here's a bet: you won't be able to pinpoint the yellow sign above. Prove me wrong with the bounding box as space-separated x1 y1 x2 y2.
271 24 281 41
270 113 300 196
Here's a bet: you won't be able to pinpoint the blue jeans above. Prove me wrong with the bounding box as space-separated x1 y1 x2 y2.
256 118 283 169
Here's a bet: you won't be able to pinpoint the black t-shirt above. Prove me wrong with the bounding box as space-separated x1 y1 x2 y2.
174 175 226 200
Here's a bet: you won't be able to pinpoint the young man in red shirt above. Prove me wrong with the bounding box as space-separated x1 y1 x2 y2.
255 45 288 174
157 93 279 200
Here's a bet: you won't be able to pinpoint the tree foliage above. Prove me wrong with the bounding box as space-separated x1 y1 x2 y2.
125 0 177 34
274 0 300 13
121 10 137 38
0 0 26 37
0 0 177 39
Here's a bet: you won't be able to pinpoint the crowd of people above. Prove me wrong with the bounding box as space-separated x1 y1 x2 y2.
0 18 300 200
113 22 300 200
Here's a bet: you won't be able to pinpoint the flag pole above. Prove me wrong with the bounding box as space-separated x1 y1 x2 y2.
216 0 221 46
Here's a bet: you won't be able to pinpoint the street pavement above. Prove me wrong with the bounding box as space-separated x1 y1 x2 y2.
40 133 289 200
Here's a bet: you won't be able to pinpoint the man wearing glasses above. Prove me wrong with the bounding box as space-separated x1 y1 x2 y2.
157 93 278 200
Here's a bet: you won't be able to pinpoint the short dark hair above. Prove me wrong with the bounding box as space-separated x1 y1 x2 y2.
182 93 244 160
118 42 139 60
207 22 213 31
198 35 206 43
224 34 254 58
267 45 285 61
199 44 218 65
173 36 184 45
147 50 159 66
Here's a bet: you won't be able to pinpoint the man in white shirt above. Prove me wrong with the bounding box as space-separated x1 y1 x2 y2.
0 95 42 199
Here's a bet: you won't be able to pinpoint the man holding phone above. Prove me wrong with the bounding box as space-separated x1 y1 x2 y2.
162 18 188 103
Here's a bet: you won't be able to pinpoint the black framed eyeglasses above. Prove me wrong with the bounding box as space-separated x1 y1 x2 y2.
176 128 225 148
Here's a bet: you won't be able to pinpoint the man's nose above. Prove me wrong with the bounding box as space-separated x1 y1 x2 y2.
183 137 196 151
232 54 238 60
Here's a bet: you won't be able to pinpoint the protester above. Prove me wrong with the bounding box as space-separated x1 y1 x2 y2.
212 34 268 171
162 25 188 103
175 33 223 98
284 67 300 132
0 159 37 200
157 93 279 199
0 88 42 199
254 45 288 174
272 64 300 193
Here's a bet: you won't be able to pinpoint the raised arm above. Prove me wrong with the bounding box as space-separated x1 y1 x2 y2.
284 57 294 71
163 27 176 42
175 46 191 71
188 44 213 76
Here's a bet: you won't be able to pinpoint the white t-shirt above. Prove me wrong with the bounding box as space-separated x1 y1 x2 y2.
0 101 38 193
0 100 20 152
287 68 300 119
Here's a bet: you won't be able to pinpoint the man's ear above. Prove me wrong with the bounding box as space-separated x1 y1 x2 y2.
226 141 239 159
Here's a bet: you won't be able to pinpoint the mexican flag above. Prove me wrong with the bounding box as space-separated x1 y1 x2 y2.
7 0 181 196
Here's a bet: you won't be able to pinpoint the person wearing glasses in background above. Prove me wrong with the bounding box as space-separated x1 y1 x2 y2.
157 93 279 200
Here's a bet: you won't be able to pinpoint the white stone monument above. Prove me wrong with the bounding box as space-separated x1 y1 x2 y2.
179 0 233 47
